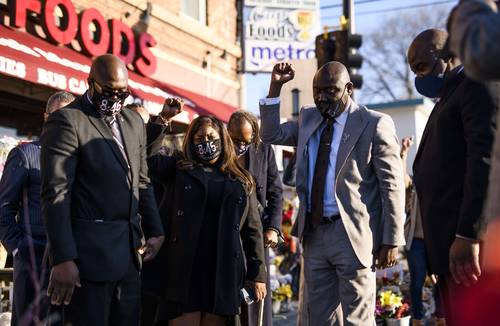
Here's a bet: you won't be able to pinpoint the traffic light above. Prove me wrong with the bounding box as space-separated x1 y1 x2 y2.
315 30 364 89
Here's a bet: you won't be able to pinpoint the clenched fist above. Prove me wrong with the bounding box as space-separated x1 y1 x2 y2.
267 63 295 98
159 97 184 123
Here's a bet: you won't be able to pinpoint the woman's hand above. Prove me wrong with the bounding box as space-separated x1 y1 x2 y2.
159 97 183 123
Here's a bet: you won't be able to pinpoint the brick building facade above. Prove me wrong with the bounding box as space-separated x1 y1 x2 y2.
0 0 242 137
108 0 242 107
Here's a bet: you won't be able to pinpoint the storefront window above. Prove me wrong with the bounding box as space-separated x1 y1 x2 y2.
182 0 207 25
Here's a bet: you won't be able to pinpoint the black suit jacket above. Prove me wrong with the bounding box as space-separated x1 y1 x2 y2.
413 68 498 274
40 94 163 282
0 142 46 262
246 143 283 232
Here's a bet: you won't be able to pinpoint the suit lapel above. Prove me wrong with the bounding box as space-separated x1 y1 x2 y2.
303 110 324 149
87 115 129 172
414 71 465 165
118 115 135 182
414 104 438 164
335 103 368 177
81 96 129 172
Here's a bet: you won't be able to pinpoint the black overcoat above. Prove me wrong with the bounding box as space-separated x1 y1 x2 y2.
147 123 267 315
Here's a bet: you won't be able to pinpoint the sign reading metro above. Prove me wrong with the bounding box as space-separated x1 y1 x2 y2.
243 0 319 72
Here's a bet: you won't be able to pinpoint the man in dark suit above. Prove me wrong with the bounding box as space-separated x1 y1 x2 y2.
0 91 75 325
40 54 164 325
408 29 497 325
228 110 283 326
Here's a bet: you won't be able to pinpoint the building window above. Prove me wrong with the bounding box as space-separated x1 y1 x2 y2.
182 0 207 25
292 88 300 118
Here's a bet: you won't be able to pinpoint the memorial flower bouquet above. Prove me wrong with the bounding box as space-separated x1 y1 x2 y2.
272 284 292 302
376 287 410 319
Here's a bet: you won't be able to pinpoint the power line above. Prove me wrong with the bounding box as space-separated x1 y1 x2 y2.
321 0 456 20
320 0 389 10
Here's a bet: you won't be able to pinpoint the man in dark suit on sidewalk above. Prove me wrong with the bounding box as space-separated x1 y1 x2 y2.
408 29 498 325
41 54 164 325
0 91 75 325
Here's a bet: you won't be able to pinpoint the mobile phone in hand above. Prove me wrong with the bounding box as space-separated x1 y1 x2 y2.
240 287 256 305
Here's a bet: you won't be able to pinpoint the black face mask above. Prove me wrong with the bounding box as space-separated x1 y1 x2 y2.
194 139 222 162
90 82 129 124
317 99 343 120
235 142 250 156
315 86 347 120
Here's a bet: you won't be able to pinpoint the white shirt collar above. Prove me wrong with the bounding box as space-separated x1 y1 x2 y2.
86 91 93 104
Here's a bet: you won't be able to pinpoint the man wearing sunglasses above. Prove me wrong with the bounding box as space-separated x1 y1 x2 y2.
40 54 164 325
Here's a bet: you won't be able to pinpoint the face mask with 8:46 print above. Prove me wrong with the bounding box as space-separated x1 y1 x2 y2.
194 139 222 162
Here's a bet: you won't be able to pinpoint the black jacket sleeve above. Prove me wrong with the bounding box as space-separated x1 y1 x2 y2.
40 110 78 265
146 120 177 184
457 80 498 238
0 147 27 253
241 191 267 283
138 122 164 239
263 145 283 232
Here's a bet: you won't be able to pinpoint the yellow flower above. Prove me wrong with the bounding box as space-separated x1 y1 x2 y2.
379 290 403 309
392 295 403 308
380 291 393 306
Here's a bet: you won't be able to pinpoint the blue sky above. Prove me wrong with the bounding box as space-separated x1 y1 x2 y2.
244 0 458 113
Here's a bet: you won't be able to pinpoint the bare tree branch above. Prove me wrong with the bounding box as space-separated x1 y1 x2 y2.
358 5 452 103
364 57 398 101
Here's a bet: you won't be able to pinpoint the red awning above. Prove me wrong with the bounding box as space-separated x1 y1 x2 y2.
0 25 236 123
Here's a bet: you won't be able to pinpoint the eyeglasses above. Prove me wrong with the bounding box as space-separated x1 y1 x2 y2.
235 140 252 147
91 79 130 100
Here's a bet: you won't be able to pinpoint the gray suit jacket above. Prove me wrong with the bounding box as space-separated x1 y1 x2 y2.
260 99 405 267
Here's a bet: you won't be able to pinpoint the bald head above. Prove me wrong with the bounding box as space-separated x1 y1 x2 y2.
407 29 455 76
88 54 128 98
312 61 353 118
314 61 351 86
313 61 353 119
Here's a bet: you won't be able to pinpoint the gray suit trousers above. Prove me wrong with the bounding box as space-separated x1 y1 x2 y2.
303 220 375 326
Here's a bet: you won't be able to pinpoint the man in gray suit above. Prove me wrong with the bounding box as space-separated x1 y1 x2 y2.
259 62 405 326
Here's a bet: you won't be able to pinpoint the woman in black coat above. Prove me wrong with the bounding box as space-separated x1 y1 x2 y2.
228 111 283 326
147 101 267 326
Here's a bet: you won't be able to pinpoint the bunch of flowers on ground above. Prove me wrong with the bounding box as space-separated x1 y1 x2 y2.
272 283 293 302
376 286 410 319
376 272 410 321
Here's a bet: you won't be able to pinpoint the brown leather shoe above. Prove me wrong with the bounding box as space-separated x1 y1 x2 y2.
435 318 447 326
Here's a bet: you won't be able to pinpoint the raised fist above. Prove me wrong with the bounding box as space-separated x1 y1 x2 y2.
271 62 295 85
400 136 414 157
160 97 183 122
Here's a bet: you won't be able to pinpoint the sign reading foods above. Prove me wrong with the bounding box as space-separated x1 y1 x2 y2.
5 0 157 76
243 0 320 72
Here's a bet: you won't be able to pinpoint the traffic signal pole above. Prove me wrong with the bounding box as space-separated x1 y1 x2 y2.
343 0 356 33
315 0 363 88
343 0 360 96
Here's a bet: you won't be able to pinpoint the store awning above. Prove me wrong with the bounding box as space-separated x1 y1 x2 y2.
0 25 236 123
